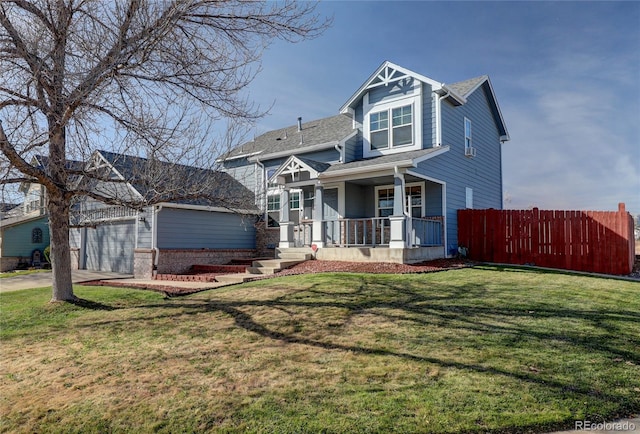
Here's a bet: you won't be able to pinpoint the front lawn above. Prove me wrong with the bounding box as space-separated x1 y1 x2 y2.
0 268 49 278
1 267 638 433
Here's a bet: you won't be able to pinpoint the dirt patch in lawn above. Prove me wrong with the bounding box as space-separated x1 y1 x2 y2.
82 258 473 296
275 257 472 276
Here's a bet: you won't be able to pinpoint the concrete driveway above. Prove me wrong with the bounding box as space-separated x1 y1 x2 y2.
0 270 133 293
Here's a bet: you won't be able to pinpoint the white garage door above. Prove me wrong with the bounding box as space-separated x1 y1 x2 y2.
85 221 135 274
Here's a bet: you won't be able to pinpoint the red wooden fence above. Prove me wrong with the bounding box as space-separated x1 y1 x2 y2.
458 203 635 275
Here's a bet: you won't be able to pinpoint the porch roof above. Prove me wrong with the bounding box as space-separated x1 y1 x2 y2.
318 146 449 179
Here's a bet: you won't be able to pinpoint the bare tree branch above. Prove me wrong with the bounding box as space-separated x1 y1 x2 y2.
0 0 330 301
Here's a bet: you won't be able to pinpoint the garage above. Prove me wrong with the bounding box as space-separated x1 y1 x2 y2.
84 221 135 274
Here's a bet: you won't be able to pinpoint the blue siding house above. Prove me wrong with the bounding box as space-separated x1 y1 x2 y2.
221 61 509 263
66 150 258 277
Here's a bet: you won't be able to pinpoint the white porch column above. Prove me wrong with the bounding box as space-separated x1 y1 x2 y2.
311 183 325 248
279 188 294 248
389 172 407 248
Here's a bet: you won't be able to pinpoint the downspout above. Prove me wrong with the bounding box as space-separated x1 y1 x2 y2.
255 158 266 223
334 143 343 163
436 87 451 147
152 204 163 273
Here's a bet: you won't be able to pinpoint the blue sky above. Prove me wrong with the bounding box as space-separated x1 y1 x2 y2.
244 1 640 217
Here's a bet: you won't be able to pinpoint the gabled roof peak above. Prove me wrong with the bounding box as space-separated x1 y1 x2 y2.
340 61 467 112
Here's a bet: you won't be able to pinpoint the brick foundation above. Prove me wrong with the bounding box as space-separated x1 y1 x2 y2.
255 222 279 258
0 257 20 272
156 248 256 275
70 248 80 270
134 249 155 279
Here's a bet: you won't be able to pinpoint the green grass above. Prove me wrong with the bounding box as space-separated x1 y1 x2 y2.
0 268 49 278
1 267 639 433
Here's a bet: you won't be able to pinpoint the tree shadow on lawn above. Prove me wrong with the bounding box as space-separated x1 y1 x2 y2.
66 276 640 430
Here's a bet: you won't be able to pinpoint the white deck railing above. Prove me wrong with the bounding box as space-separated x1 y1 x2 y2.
409 216 444 247
71 205 138 226
324 217 391 247
291 216 444 248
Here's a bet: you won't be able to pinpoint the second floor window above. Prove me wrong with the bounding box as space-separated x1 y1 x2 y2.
464 117 472 150
369 104 413 150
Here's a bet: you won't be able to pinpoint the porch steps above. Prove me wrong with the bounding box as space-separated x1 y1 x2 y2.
275 247 314 261
213 250 312 285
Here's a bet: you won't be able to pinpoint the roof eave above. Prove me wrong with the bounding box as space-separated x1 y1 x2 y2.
340 61 450 113
247 140 340 162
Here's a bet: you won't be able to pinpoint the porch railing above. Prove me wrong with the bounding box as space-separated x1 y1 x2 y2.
324 217 391 247
291 216 444 248
71 205 138 226
293 221 313 247
409 216 444 247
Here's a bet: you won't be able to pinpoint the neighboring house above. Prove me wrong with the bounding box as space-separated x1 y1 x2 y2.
0 155 61 271
0 213 50 271
69 150 257 277
221 61 509 263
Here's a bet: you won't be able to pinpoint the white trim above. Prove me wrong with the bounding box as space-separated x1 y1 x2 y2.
269 155 321 184
319 146 449 180
154 202 258 215
374 181 425 218
247 141 341 162
453 76 509 142
89 151 145 202
216 150 263 163
464 117 473 152
405 170 448 257
340 61 452 113
362 81 423 158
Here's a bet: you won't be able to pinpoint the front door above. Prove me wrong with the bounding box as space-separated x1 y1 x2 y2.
324 188 340 245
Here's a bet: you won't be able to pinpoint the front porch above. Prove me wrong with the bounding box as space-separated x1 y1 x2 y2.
269 155 447 264
281 216 444 264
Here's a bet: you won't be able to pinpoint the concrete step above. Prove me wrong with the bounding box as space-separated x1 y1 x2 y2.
246 267 280 275
276 252 314 260
251 259 303 269
214 273 256 284
275 247 314 259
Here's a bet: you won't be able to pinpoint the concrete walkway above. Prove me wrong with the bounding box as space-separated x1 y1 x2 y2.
0 270 134 292
0 269 232 293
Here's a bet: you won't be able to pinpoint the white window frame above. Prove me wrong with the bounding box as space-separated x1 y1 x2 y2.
374 182 425 218
266 192 280 212
464 117 472 151
465 187 474 209
289 190 302 210
363 82 423 158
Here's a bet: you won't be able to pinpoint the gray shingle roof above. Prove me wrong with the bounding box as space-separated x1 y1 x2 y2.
96 150 256 210
223 114 354 159
322 147 445 175
295 156 331 173
448 76 488 98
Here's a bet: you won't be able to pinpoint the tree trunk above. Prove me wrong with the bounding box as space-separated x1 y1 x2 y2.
48 192 75 302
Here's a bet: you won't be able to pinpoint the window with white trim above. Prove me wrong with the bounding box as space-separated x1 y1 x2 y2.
377 188 394 217
464 117 472 151
465 187 473 209
289 191 301 210
406 185 422 218
369 104 413 150
266 192 280 227
267 193 280 212
375 183 424 218
362 80 422 158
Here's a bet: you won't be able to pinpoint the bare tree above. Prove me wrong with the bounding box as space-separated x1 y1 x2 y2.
0 0 329 302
